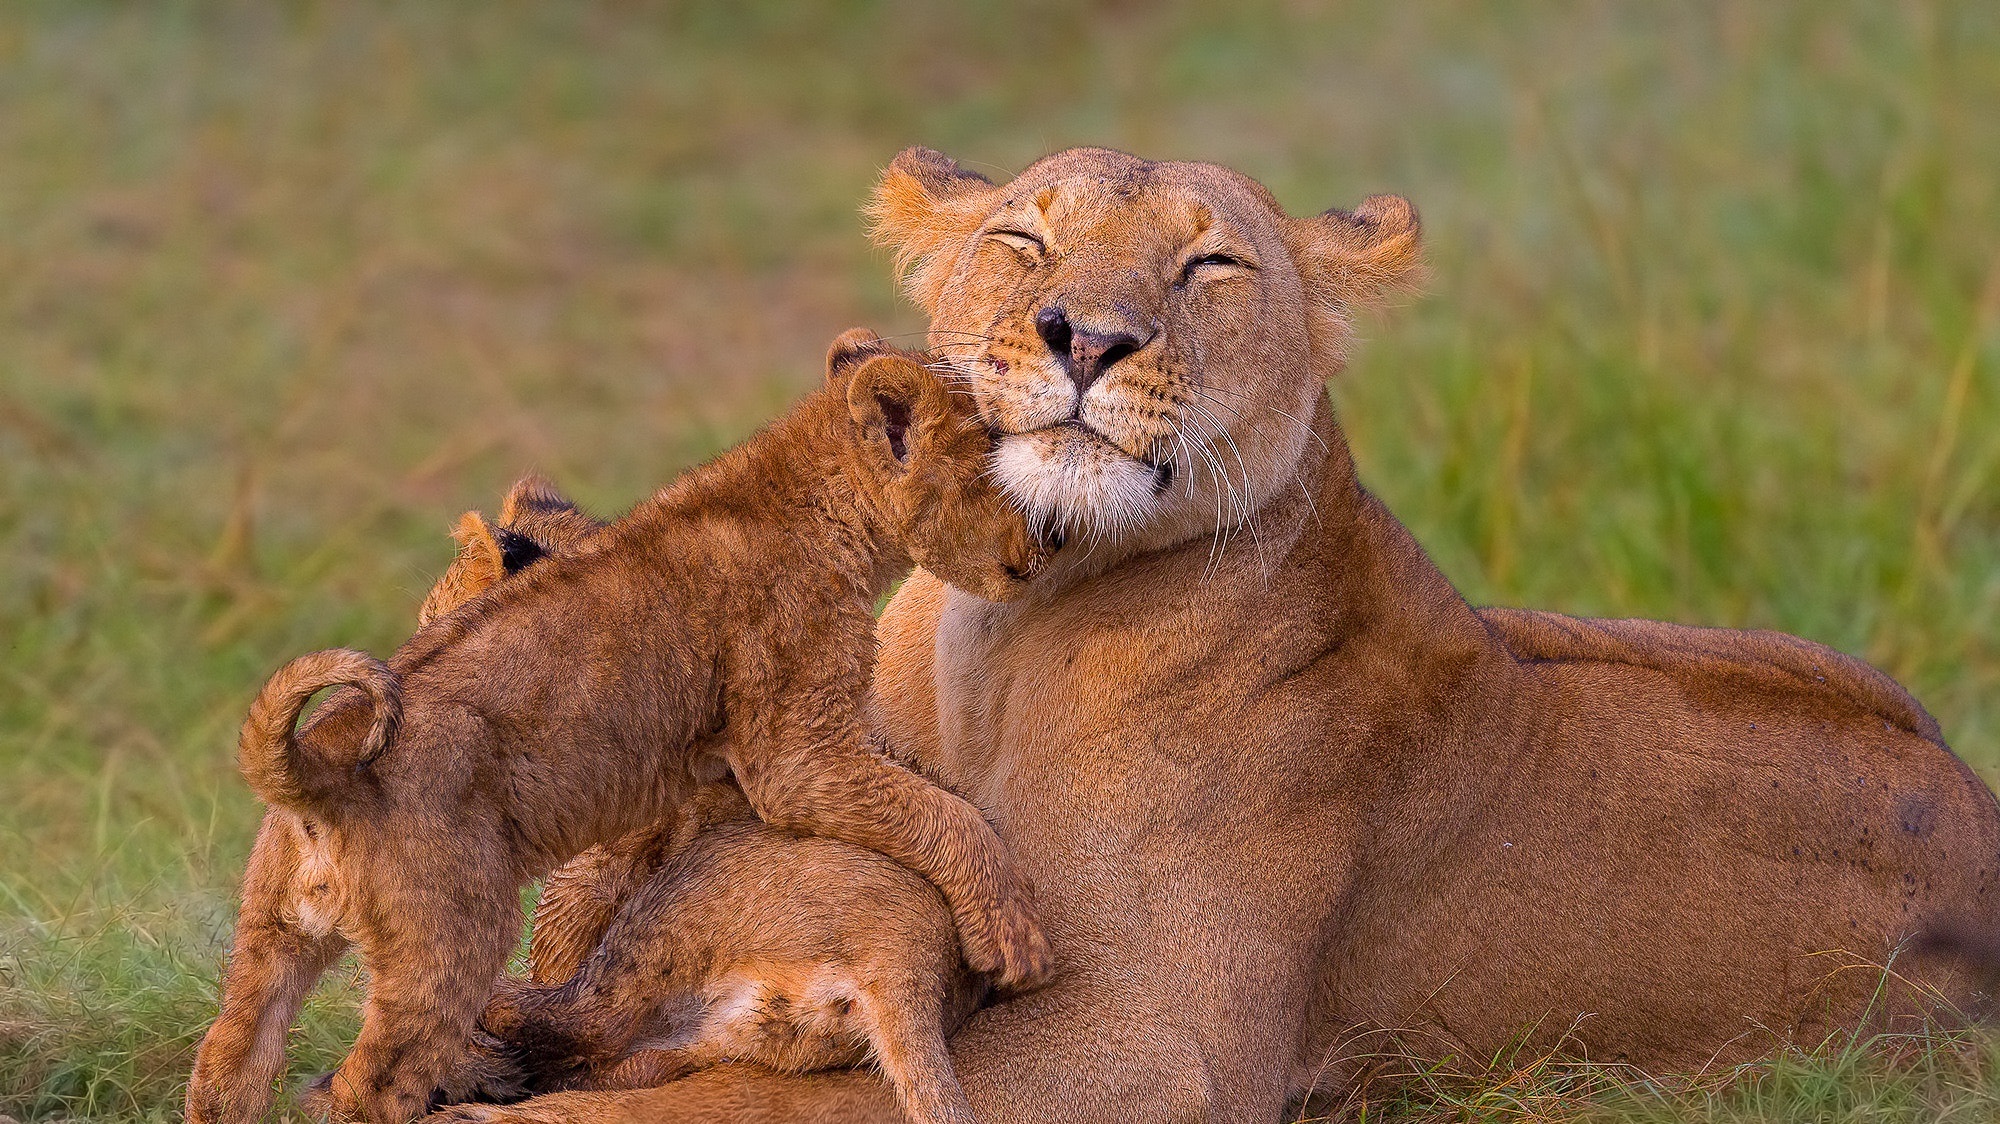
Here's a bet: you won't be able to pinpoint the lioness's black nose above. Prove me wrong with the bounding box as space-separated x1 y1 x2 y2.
1035 306 1072 356
1035 305 1143 397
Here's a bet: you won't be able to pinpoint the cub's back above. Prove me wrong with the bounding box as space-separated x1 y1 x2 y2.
659 820 963 977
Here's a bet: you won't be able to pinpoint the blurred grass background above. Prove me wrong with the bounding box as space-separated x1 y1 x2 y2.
1 1 1997 1119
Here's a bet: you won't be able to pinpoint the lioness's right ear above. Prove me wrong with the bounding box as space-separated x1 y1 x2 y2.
866 146 998 314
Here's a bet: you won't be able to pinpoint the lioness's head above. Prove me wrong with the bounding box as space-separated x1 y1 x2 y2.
417 475 605 626
869 146 1420 568
827 328 1051 602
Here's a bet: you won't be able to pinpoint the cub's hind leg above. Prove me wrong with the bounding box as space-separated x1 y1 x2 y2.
861 984 977 1124
186 816 350 1124
317 871 520 1123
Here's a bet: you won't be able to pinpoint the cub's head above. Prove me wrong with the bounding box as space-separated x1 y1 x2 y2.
417 475 605 626
868 145 1421 564
828 328 1051 602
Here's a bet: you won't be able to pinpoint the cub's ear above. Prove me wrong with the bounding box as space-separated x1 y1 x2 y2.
847 354 947 467
447 511 508 582
499 474 577 526
419 509 537 626
416 510 508 629
1287 194 1424 359
825 327 886 382
866 146 999 314
452 508 544 578
497 471 604 557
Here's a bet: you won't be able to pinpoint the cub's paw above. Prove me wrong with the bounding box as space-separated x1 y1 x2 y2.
295 1072 352 1122
295 1075 334 1121
427 1029 535 1108
960 892 1053 991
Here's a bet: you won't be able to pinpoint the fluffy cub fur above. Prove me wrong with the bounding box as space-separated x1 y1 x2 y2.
185 332 1053 1124
398 467 990 1123
436 784 982 1124
427 472 985 1124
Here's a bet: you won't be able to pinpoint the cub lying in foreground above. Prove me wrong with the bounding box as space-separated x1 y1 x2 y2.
451 789 983 1124
416 474 990 1124
185 333 1053 1124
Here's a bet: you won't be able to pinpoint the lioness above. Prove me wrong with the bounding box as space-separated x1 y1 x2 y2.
425 148 2000 1124
185 334 1053 1124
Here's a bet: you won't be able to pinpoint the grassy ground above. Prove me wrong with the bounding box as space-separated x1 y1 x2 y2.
1 1 1996 1119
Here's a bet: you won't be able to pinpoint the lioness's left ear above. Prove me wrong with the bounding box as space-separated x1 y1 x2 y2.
1287 194 1424 356
866 146 999 314
847 354 946 467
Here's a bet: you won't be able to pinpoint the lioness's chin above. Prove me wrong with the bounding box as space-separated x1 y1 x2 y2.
993 428 1160 539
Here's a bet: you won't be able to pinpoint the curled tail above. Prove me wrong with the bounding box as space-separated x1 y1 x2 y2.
238 648 399 815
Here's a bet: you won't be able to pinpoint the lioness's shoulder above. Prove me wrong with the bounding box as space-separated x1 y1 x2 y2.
1478 607 1943 745
865 570 949 762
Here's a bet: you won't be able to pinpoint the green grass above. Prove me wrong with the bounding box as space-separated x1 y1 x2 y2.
2 1 1996 1119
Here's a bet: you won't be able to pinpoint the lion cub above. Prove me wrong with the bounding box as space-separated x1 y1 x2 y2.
446 791 984 1124
186 332 1053 1124
281 473 985 1124
410 478 987 1124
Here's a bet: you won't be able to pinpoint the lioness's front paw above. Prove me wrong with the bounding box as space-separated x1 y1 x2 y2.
961 892 1052 990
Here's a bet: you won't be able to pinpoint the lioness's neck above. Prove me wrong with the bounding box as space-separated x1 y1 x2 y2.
1019 392 1483 652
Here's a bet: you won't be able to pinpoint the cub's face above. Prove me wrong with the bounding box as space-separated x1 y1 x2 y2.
869 146 1421 565
830 332 1050 602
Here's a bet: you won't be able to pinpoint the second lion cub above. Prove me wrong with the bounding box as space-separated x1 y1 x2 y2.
452 797 984 1124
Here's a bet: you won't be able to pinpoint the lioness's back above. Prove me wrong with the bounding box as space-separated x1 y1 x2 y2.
1477 607 1942 744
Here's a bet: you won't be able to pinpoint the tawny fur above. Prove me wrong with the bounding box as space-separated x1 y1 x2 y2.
185 477 595 1124
365 471 988 1124
427 147 2000 1124
436 784 982 1124
185 333 1053 1124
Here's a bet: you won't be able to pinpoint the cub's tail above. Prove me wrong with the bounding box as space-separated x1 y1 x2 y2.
238 648 399 815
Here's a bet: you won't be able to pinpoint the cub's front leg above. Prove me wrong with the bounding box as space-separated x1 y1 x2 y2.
725 689 1049 990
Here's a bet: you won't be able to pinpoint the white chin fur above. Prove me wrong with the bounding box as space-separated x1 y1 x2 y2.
992 429 1157 539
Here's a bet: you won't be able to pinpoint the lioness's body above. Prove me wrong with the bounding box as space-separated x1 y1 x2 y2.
424 149 1999 1124
885 426 1995 1116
